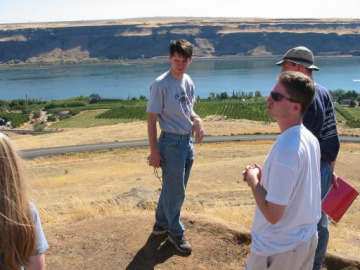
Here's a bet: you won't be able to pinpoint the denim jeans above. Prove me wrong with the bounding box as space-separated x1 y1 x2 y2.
155 131 194 236
313 161 332 270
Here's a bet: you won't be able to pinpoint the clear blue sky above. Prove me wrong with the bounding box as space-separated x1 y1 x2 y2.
0 0 359 24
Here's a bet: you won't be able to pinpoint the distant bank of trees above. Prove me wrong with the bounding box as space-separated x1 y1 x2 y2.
0 89 359 129
330 89 359 107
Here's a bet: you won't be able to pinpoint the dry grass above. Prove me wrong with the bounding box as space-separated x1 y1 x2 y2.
18 137 360 258
9 117 360 151
7 119 360 260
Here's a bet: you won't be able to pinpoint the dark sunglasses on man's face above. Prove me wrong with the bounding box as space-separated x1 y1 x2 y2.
270 91 297 103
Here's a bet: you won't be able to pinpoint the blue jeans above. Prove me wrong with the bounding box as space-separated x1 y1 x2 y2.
155 131 194 236
313 161 332 270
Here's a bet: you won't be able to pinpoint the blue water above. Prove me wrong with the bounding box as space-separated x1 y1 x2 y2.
0 58 359 101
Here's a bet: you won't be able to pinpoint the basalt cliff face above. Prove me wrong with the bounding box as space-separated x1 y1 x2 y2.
0 18 359 64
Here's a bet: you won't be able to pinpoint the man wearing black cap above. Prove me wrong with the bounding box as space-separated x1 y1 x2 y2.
276 46 340 270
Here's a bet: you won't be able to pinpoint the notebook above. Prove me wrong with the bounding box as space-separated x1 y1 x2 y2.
322 177 359 223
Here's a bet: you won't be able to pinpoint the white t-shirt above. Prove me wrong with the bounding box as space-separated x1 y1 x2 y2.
251 124 321 256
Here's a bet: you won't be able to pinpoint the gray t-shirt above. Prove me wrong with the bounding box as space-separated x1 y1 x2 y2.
30 202 49 256
18 203 49 269
3 203 49 270
146 71 195 134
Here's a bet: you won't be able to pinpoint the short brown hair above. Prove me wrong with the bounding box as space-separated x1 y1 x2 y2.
278 71 315 115
169 39 193 60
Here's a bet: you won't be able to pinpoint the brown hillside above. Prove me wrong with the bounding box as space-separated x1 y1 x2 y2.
1 18 360 64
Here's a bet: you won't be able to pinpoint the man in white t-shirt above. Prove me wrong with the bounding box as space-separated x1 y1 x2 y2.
243 71 321 270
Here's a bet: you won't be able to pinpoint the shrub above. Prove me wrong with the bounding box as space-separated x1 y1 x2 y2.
47 114 57 122
33 110 41 119
89 93 102 104
0 112 29 128
349 99 356 108
34 122 45 132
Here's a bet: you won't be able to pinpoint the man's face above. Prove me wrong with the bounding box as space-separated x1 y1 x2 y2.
266 82 295 119
169 53 192 77
280 61 298 72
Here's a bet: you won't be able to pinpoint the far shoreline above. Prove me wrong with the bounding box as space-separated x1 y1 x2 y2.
1 55 360 71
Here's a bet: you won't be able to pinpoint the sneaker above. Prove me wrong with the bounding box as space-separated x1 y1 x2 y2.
152 223 168 235
168 233 192 253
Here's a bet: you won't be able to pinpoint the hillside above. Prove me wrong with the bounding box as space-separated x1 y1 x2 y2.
7 118 360 270
0 17 360 64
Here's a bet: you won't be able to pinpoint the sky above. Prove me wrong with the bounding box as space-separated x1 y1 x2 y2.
0 0 359 24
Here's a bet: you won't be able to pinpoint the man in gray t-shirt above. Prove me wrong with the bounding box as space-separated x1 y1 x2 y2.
146 39 204 253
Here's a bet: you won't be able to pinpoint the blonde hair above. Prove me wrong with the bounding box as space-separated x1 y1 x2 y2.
0 133 37 269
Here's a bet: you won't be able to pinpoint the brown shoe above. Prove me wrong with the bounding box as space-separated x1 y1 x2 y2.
168 233 192 253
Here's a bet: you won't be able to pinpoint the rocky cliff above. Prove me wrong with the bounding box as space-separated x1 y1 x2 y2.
0 18 359 63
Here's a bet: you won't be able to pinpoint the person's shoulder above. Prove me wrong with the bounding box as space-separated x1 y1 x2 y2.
151 71 170 89
29 202 40 218
301 124 315 136
183 73 193 81
277 126 301 148
183 74 194 86
315 83 333 99
300 125 319 145
154 71 169 83
315 83 330 94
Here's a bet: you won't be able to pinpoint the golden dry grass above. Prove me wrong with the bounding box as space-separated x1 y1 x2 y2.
9 117 360 150
16 137 359 259
6 119 360 261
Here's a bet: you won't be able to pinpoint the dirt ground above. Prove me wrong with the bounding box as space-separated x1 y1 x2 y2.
6 118 360 270
45 213 252 270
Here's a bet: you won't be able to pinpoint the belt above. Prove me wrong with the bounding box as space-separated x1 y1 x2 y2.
160 131 191 139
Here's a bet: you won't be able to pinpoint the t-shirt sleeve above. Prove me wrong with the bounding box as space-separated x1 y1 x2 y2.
146 81 164 114
30 202 49 255
265 162 296 206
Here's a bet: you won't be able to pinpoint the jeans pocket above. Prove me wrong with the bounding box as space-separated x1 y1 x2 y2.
165 137 181 147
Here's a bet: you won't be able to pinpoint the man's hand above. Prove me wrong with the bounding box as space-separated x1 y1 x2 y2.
148 152 162 168
192 117 204 143
242 164 262 187
332 171 339 190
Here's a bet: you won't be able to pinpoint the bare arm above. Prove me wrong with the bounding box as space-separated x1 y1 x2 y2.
25 254 46 270
243 165 286 224
191 111 204 143
147 112 162 168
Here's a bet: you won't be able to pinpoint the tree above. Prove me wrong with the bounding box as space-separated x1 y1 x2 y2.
349 99 356 107
255 91 262 97
89 93 102 104
217 92 229 100
208 92 216 100
330 89 346 103
344 90 358 100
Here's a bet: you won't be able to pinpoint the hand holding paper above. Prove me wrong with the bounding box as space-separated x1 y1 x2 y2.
322 177 359 223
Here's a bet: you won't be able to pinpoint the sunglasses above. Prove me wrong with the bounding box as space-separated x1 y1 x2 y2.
270 91 298 103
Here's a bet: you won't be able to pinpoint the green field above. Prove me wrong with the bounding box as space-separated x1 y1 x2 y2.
47 98 360 129
49 109 134 128
94 99 273 122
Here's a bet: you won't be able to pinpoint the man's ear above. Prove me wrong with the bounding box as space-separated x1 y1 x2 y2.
293 103 302 113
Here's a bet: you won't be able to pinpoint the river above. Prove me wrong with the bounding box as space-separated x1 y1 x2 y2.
0 57 359 101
